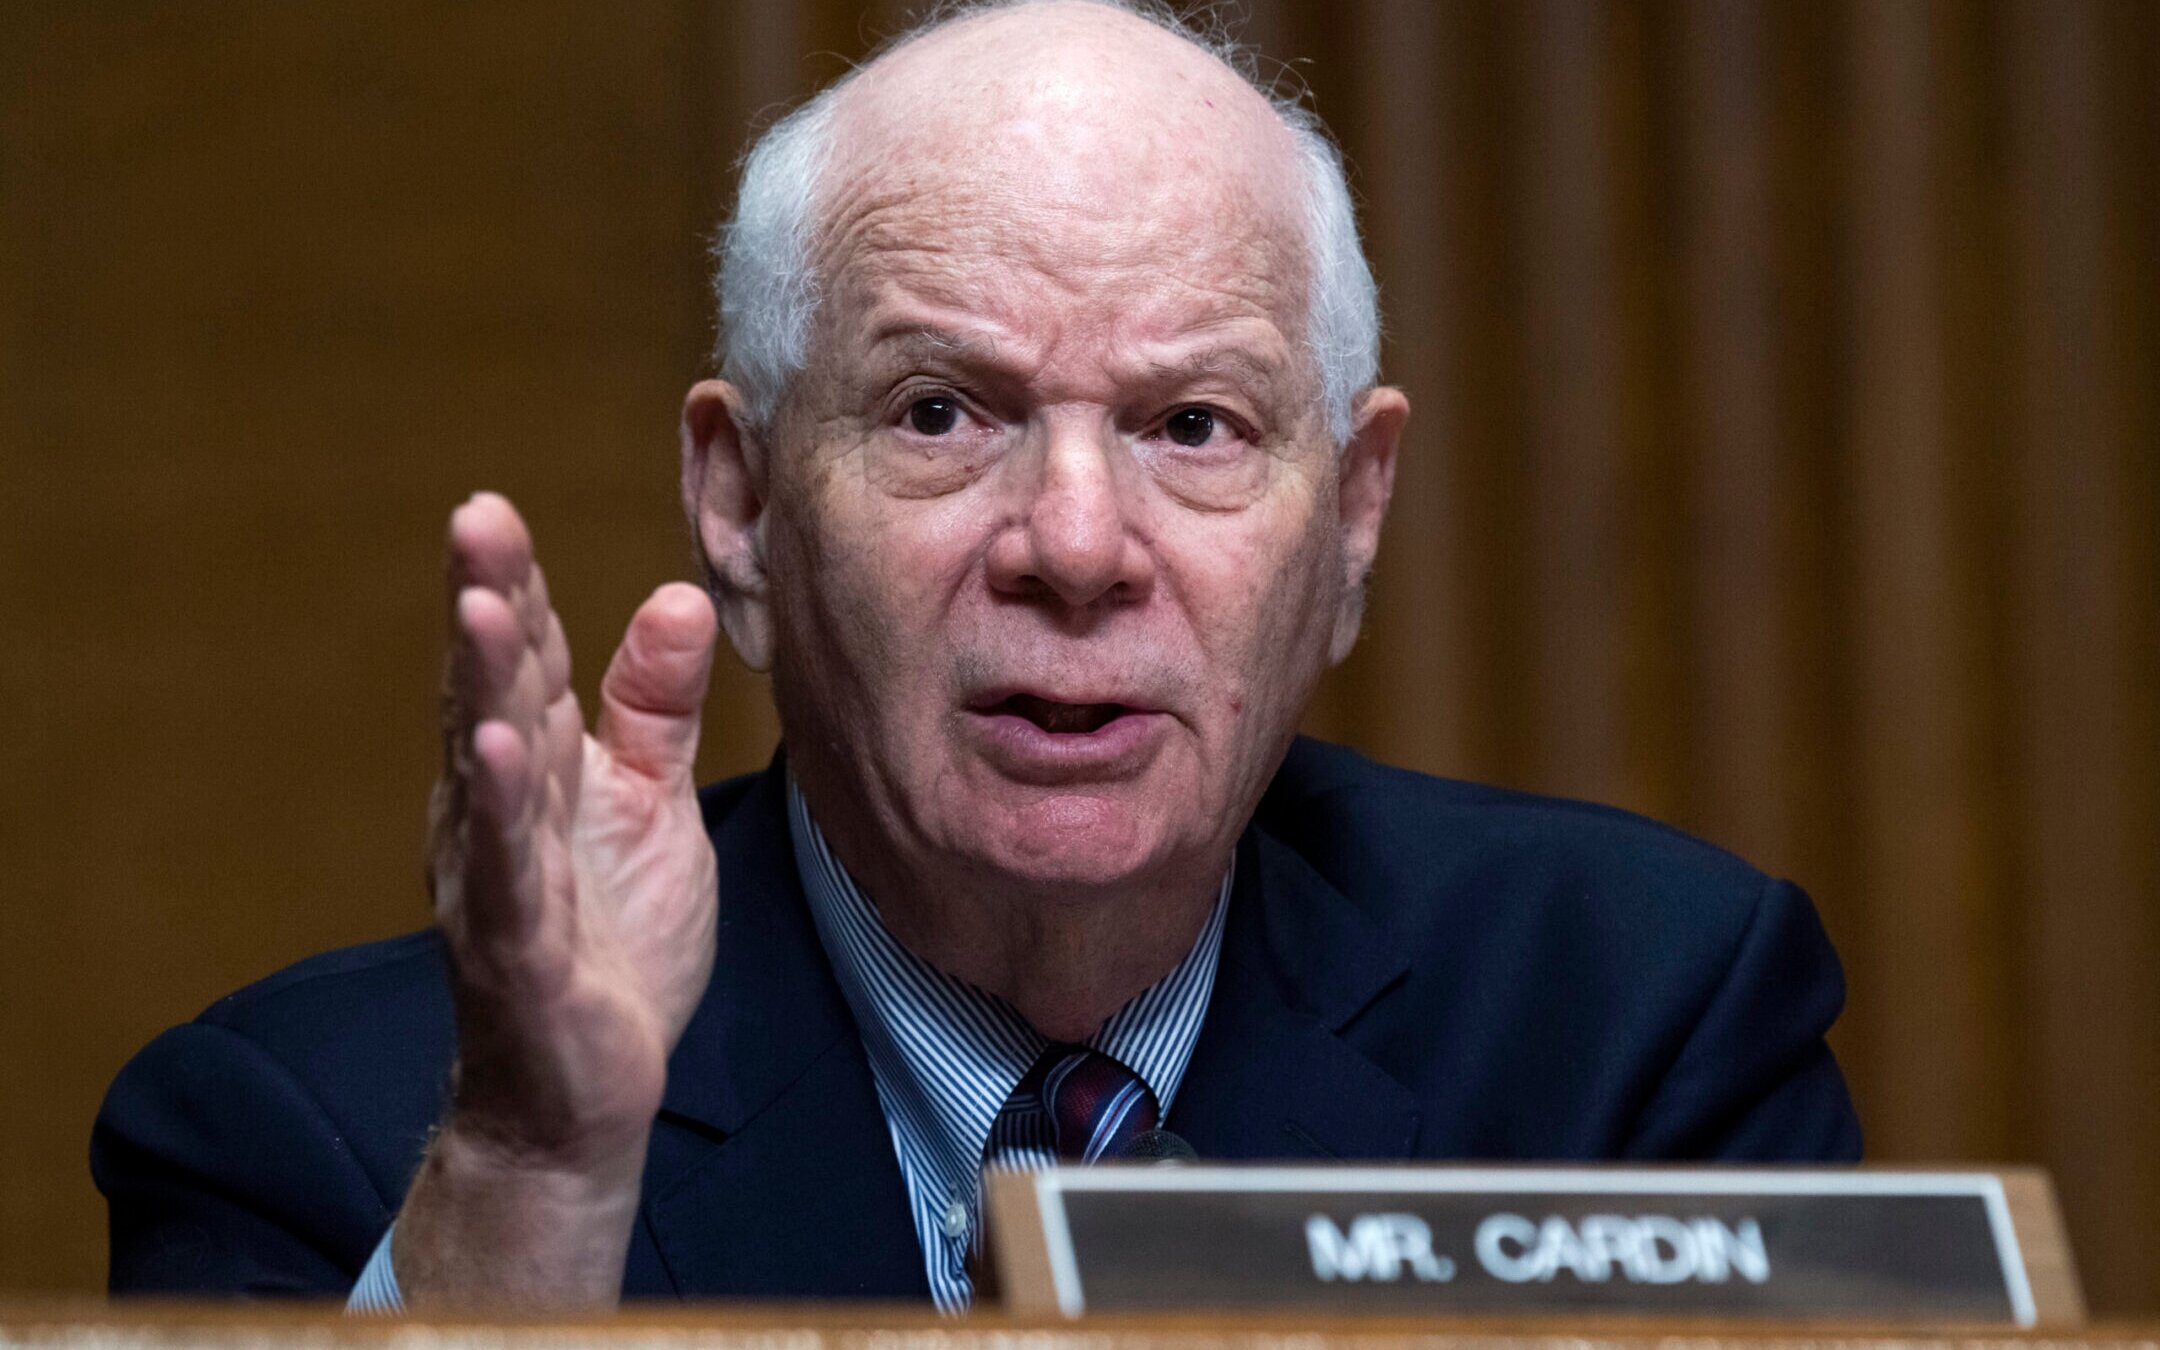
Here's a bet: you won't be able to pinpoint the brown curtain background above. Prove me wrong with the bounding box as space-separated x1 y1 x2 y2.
3 0 2154 1311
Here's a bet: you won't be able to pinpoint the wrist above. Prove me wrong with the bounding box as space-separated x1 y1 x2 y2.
431 1113 651 1205
392 1121 649 1308
442 1038 668 1175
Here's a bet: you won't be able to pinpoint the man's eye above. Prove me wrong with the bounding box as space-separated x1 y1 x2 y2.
1166 407 1217 448
907 397 960 436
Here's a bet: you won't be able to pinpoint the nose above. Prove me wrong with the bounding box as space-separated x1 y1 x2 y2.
985 418 1155 610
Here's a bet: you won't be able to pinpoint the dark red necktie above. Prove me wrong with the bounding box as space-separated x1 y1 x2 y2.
1023 1044 1160 1162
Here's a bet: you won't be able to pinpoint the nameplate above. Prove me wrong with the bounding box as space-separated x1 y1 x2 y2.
985 1166 2081 1325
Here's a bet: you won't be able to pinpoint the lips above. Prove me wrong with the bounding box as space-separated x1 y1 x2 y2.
961 688 1172 782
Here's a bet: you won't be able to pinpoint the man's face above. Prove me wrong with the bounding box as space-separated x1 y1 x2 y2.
694 17 1400 904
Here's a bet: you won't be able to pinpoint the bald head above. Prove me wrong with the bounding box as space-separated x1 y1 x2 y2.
828 1 1303 227
713 0 1378 442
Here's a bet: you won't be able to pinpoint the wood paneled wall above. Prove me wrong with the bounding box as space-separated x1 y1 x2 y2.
2 0 2153 1312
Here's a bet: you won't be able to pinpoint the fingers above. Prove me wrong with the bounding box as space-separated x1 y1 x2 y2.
462 718 544 941
455 587 545 731
441 493 575 742
447 491 535 605
442 557 564 824
435 493 583 931
446 492 569 683
595 583 718 784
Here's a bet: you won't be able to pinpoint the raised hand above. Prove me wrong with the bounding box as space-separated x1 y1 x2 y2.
396 492 720 1306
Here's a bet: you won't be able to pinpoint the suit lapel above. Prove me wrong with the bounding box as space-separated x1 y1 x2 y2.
1171 826 1423 1161
640 761 927 1300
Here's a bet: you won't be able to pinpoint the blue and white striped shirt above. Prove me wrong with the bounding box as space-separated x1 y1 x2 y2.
350 781 1229 1313
787 779 1230 1311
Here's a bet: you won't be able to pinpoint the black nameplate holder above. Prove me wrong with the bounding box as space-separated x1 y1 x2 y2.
984 1166 2081 1325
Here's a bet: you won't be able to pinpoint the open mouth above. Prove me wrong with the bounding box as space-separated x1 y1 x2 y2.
994 693 1132 735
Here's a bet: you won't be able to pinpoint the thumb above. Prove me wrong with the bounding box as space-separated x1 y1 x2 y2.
595 582 719 782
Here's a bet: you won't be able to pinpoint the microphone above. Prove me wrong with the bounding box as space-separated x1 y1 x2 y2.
1125 1128 1198 1164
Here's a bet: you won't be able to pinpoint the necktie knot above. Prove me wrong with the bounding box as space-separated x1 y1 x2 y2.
1023 1045 1160 1162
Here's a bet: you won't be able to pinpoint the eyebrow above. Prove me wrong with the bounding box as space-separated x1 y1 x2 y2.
865 324 1289 400
870 325 1011 371
1145 346 1286 394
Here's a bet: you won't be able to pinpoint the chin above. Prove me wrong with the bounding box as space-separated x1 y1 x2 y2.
940 784 1186 893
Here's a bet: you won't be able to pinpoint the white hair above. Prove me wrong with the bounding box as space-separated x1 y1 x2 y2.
712 0 1380 445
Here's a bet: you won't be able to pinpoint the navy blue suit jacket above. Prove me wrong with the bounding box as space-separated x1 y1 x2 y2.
94 739 1861 1298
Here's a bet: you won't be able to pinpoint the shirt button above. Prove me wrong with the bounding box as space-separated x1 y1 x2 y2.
941 1199 970 1238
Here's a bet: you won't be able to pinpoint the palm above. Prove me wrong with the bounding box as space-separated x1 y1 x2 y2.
567 739 718 1049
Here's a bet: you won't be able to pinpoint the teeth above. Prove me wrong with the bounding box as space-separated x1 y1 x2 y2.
1005 695 1124 734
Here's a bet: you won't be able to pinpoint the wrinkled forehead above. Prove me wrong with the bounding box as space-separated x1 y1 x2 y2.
807 6 1314 351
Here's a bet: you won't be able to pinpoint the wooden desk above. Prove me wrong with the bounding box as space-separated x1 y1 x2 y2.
3 1304 2156 1350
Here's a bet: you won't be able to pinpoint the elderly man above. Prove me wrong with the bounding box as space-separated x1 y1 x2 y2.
95 0 1859 1311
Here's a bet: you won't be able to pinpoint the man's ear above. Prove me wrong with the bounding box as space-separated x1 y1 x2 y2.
1329 385 1409 665
680 379 775 672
